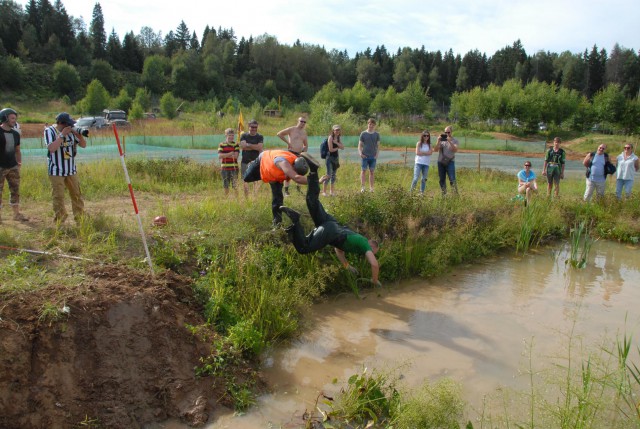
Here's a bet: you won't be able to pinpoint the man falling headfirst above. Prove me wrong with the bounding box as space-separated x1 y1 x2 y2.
242 149 311 227
280 154 381 286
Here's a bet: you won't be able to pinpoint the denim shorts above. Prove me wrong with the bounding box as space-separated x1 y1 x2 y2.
361 157 377 170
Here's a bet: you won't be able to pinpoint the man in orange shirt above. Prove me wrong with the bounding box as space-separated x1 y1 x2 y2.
243 150 316 227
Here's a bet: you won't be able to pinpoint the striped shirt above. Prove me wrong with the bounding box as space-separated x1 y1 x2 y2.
44 125 80 176
218 141 239 171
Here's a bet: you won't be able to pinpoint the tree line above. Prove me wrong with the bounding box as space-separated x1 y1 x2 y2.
1 0 639 131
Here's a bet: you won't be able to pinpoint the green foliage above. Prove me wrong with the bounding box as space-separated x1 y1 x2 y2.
133 87 152 111
79 79 110 115
398 78 431 115
52 61 81 100
329 366 401 425
394 378 465 429
129 102 144 120
160 91 178 119
566 220 594 269
112 88 133 113
0 55 26 90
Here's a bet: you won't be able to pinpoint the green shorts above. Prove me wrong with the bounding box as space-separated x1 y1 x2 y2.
546 165 561 184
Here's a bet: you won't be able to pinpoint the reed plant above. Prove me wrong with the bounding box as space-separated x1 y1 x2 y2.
567 220 595 269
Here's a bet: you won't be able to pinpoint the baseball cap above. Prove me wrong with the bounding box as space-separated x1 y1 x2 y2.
56 112 76 126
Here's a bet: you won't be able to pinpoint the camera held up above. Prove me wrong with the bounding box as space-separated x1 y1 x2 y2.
440 133 448 140
72 126 89 137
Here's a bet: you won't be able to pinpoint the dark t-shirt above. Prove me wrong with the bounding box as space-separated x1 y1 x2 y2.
240 132 263 163
0 128 20 168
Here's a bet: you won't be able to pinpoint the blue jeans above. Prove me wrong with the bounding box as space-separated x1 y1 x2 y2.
616 179 634 199
437 161 457 194
326 156 339 184
410 164 429 193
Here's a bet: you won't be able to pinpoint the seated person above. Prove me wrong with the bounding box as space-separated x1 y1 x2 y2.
517 161 538 205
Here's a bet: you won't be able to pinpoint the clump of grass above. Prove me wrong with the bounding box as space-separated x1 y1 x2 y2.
566 220 595 269
325 366 465 428
328 366 402 426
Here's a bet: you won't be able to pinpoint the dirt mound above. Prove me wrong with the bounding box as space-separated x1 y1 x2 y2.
0 265 241 429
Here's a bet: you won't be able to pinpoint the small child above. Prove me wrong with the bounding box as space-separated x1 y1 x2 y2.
218 128 239 195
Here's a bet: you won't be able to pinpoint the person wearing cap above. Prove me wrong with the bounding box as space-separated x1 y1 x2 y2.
239 119 264 197
243 149 315 227
0 108 28 222
44 112 87 223
323 124 345 196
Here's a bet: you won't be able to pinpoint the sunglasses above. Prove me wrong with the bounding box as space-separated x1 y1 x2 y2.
624 146 631 149
299 120 306 123
524 164 531 167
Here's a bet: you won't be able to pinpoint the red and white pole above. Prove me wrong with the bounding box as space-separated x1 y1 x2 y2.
112 123 154 275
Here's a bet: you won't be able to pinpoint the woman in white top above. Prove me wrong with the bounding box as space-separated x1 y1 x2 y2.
409 131 433 193
616 143 639 199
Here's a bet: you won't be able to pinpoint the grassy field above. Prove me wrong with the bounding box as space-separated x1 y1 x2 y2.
2 117 640 426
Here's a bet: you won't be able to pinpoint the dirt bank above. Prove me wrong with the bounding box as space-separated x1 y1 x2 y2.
0 265 253 429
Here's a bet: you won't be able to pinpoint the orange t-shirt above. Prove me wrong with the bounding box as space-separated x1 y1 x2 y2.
259 150 298 183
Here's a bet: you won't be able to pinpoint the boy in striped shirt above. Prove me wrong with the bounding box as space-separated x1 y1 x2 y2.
218 128 240 195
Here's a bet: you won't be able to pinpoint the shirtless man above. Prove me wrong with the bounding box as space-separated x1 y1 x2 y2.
277 117 309 196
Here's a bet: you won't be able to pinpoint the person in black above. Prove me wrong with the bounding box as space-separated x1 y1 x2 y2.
280 153 381 286
0 108 28 222
239 119 264 197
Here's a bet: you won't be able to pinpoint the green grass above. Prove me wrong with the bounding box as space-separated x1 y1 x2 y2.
3 157 640 421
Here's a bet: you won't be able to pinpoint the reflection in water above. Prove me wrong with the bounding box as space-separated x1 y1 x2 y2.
203 241 639 429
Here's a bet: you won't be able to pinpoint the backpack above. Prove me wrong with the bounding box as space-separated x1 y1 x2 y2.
585 151 616 178
320 138 329 159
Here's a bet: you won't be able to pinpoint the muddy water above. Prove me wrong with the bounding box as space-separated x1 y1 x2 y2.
201 240 640 428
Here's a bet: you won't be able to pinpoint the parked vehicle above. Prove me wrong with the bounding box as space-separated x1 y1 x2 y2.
110 119 131 128
75 117 108 129
538 122 548 131
102 109 127 122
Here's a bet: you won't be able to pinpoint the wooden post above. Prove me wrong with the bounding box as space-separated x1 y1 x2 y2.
478 153 481 172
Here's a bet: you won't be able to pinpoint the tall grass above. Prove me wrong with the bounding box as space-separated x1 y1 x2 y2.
567 220 595 269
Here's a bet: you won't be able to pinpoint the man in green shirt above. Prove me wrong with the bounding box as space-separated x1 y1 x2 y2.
281 153 380 286
542 137 566 197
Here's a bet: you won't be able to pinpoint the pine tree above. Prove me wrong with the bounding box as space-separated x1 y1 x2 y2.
90 3 107 59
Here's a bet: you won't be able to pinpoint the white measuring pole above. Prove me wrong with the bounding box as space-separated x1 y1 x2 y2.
111 124 154 275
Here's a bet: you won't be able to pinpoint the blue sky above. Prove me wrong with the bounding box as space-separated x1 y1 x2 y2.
18 0 639 57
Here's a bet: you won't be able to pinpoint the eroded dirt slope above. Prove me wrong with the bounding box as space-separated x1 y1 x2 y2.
0 265 242 429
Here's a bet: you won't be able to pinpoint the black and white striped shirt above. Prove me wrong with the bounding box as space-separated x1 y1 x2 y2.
44 125 79 176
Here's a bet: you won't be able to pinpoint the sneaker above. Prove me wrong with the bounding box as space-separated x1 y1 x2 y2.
284 188 290 197
279 206 301 223
360 187 365 193
319 174 330 184
322 192 327 197
299 152 320 171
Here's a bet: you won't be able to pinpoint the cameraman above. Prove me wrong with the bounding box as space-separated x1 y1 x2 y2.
434 125 459 195
44 112 87 224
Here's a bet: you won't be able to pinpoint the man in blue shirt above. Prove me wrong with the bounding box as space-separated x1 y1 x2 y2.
583 144 609 202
